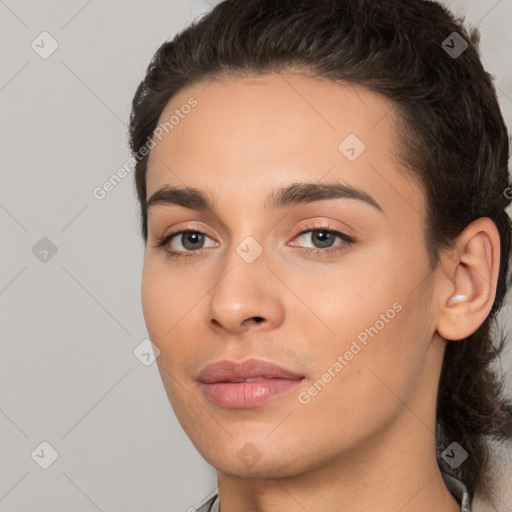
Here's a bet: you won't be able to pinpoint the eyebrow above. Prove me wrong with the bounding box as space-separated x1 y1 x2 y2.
146 182 384 214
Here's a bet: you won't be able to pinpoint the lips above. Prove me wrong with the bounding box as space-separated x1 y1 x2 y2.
197 358 305 408
197 358 304 384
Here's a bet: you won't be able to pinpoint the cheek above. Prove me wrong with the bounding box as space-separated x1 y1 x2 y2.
141 261 192 405
297 303 429 443
305 257 431 401
141 257 194 335
141 258 205 372
141 258 186 360
141 261 166 338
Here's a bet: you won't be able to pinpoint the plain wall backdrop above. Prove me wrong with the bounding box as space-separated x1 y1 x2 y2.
1 0 511 510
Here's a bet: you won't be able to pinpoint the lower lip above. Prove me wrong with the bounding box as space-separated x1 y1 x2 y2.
201 378 304 408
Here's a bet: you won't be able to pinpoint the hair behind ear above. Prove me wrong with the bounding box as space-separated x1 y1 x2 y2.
436 317 512 502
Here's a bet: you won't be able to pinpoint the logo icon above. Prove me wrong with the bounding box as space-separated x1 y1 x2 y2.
442 32 468 59
133 338 161 366
338 134 366 161
441 442 468 469
236 236 263 264
32 237 58 263
31 32 59 59
237 442 262 467
31 441 59 469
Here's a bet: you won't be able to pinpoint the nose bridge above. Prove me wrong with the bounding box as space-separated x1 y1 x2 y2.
206 232 284 332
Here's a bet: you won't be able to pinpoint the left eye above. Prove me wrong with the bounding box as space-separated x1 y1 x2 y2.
292 228 351 250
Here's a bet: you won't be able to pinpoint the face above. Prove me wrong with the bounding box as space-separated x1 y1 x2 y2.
142 71 443 479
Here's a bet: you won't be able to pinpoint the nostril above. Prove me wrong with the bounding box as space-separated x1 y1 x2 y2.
253 317 264 323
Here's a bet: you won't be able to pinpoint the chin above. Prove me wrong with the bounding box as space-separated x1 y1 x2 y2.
211 457 304 480
198 442 317 480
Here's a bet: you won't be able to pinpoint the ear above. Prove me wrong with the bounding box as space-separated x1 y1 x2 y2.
436 217 501 341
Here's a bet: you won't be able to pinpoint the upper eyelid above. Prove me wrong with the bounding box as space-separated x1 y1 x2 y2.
165 223 349 237
156 217 352 235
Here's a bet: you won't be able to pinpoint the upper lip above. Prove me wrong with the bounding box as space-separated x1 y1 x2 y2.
197 358 305 384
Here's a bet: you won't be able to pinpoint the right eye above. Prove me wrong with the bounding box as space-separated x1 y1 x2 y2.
155 230 218 258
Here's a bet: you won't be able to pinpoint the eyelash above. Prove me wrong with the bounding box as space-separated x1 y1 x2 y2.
154 224 355 260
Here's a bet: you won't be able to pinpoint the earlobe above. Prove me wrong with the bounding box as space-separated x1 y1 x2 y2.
436 218 500 341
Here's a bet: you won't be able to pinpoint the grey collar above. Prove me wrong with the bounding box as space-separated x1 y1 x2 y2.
442 471 472 512
201 472 472 512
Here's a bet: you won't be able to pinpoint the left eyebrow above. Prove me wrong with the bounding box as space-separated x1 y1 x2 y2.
266 181 384 214
146 181 384 215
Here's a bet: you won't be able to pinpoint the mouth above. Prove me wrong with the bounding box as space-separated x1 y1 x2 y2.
219 377 268 383
197 358 306 408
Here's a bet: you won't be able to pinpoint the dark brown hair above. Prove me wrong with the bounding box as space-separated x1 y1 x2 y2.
129 0 512 505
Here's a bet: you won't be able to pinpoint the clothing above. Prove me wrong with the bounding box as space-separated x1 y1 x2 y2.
197 494 219 512
196 471 471 512
442 472 472 512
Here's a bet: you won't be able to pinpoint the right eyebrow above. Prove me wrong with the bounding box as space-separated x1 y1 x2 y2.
147 185 213 212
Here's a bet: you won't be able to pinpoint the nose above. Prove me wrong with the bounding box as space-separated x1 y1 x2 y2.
206 254 285 335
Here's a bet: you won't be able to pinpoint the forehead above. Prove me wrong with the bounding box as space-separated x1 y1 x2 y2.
145 71 423 219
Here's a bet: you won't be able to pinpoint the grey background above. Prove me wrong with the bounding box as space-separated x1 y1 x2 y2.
0 0 511 510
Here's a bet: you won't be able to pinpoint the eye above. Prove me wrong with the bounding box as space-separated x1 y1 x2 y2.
289 225 355 256
155 230 218 258
154 224 355 259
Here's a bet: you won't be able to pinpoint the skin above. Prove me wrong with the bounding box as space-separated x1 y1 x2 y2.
141 70 500 512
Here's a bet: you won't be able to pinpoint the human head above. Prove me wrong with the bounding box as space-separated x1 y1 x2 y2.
129 0 512 505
